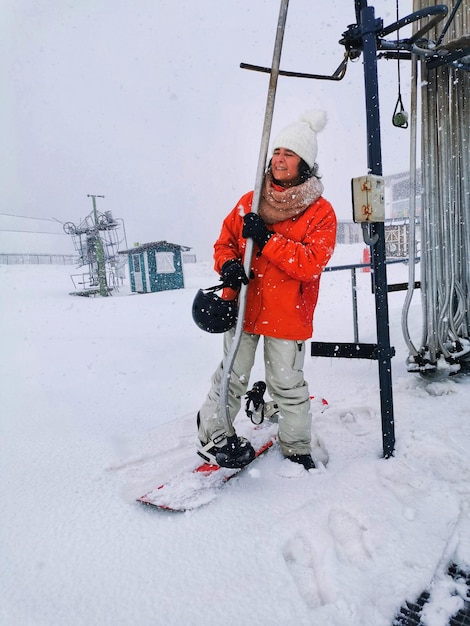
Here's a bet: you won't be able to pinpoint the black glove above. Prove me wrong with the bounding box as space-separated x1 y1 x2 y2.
242 213 273 250
220 259 249 290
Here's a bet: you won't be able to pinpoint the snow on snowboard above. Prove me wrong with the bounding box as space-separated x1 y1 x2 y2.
136 393 329 512
137 425 277 512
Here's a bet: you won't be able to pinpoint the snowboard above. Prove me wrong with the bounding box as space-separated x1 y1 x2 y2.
136 391 328 512
137 428 277 512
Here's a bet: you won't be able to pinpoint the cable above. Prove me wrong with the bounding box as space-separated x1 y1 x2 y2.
0 228 67 235
392 0 408 128
435 0 463 47
0 212 57 222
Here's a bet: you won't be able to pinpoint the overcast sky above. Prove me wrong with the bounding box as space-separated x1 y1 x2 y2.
2 0 413 258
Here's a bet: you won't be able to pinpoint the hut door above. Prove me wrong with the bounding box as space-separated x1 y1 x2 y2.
132 254 144 292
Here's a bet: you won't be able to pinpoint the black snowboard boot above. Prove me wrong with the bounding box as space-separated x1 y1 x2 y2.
288 453 316 470
215 435 256 469
197 412 256 469
198 436 255 468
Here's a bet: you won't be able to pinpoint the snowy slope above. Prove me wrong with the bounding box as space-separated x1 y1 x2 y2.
1 247 469 626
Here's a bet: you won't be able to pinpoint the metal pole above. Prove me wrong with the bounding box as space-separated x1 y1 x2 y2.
360 4 395 457
219 0 289 437
351 268 359 343
87 194 108 297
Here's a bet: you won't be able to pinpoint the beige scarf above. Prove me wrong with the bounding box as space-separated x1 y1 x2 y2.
258 172 324 225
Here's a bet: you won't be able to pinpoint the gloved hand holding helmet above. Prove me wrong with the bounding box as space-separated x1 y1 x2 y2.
220 259 249 290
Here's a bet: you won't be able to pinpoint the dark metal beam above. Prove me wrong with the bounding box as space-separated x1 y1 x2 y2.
360 4 395 458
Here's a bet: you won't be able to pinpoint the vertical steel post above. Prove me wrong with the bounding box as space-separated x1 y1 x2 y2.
219 0 289 437
359 4 395 457
351 268 359 343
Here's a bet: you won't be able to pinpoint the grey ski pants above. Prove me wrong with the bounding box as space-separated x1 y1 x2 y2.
198 329 312 456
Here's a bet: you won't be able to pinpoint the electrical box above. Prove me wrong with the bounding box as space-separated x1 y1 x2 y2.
351 175 385 223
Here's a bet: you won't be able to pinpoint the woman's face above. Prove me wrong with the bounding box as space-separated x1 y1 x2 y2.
271 147 301 186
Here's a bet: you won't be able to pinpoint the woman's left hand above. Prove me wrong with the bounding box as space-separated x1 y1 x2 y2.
242 213 272 250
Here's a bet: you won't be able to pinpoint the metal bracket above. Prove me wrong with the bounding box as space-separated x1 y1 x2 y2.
362 223 379 246
340 5 449 61
240 51 353 82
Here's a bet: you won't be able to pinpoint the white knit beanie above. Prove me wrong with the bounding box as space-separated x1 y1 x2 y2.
271 110 327 169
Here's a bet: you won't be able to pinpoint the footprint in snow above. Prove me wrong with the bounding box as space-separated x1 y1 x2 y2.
328 508 372 564
282 533 325 609
335 405 377 436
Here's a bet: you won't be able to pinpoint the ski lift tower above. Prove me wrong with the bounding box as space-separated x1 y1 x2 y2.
63 195 128 297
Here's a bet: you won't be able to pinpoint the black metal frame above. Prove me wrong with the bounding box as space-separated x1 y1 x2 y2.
240 1 467 458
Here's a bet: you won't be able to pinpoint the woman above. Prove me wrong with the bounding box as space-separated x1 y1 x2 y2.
196 110 337 470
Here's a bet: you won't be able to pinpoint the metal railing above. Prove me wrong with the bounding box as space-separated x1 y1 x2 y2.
322 256 419 343
0 253 79 265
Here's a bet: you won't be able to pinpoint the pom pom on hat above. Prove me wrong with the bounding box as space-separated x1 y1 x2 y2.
271 110 327 169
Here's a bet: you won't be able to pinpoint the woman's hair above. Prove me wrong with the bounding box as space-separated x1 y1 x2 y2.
298 159 321 183
267 158 321 184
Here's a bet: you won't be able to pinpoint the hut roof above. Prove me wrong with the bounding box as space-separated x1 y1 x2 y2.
119 241 191 254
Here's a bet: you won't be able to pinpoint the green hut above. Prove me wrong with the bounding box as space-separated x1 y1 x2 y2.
120 241 188 293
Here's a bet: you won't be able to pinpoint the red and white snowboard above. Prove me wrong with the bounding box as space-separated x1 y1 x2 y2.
137 426 277 512
136 394 328 512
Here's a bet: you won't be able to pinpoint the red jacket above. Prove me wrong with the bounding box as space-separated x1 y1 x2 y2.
214 187 337 340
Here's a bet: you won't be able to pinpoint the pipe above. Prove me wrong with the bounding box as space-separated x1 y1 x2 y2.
219 0 289 437
401 53 419 357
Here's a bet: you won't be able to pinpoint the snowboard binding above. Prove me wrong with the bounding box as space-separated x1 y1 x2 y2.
245 381 279 425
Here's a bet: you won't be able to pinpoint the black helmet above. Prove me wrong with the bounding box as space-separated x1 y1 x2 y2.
192 285 238 333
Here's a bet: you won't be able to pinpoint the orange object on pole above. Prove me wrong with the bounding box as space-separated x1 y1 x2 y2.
362 247 371 272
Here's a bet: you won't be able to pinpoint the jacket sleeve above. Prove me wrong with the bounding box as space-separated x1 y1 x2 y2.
213 193 251 274
262 199 337 281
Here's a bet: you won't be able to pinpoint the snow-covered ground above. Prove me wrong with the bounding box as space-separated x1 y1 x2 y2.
2 245 469 626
